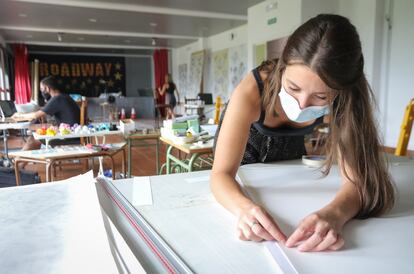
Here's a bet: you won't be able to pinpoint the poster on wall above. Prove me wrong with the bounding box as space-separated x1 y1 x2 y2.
189 50 205 98
30 54 126 97
229 44 247 94
212 49 228 100
178 63 188 96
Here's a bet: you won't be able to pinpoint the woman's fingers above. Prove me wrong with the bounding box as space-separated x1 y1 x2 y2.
286 226 309 248
253 208 287 243
328 236 345 251
240 222 263 242
251 222 274 241
312 229 338 252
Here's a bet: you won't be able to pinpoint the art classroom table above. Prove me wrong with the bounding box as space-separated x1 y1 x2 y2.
0 121 31 165
8 143 126 184
0 172 124 274
159 136 213 174
33 130 122 148
98 156 414 273
124 130 160 177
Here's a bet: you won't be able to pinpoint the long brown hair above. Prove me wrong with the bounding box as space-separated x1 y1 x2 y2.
260 14 394 218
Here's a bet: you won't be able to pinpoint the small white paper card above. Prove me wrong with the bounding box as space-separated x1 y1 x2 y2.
133 176 153 206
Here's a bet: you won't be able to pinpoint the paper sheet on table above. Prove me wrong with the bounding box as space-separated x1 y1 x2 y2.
185 176 210 184
133 176 153 206
0 169 120 274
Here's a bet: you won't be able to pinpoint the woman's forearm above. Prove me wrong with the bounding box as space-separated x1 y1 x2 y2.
324 181 360 226
210 171 254 216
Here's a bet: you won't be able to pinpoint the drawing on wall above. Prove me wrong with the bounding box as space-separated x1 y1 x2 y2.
229 44 247 94
189 50 205 98
178 63 188 96
203 50 213 97
212 49 229 100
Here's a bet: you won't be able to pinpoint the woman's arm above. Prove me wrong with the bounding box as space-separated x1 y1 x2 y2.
211 73 287 243
286 156 360 252
175 88 180 104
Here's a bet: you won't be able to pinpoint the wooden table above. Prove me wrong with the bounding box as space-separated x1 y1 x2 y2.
124 130 160 177
159 136 213 174
9 143 126 185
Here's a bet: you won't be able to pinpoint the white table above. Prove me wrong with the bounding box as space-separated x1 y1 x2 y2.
0 121 31 166
100 155 414 273
33 130 122 148
0 172 123 274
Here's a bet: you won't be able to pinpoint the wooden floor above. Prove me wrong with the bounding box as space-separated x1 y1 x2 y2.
4 134 170 182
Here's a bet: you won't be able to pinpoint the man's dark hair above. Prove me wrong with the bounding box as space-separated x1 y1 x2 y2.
40 76 61 91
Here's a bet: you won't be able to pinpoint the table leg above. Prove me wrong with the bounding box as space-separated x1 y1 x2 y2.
156 139 160 175
122 147 127 176
188 153 200 172
46 161 52 182
14 159 21 186
110 156 115 180
166 145 173 174
127 139 132 178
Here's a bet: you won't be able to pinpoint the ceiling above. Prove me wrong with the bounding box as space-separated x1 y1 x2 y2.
0 0 263 56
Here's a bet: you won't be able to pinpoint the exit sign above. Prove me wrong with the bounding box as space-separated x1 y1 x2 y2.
267 17 277 25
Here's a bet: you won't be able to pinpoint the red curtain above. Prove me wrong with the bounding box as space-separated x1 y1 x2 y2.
153 49 169 116
13 44 32 104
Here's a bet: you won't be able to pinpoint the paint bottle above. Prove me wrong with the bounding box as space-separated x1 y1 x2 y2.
131 107 136 119
120 108 126 120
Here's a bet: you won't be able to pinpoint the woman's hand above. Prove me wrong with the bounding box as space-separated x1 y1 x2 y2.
237 203 287 243
285 208 345 252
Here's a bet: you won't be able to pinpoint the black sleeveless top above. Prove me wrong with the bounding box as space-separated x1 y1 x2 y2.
166 82 176 95
214 68 323 165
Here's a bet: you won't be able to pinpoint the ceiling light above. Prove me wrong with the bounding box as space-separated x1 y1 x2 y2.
18 13 27 18
88 18 97 23
57 33 63 42
124 39 131 43
151 38 156 46
77 37 85 41
149 22 157 27
26 34 33 38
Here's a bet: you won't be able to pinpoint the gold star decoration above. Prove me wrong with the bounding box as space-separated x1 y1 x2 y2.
115 62 122 70
107 79 115 87
114 72 123 80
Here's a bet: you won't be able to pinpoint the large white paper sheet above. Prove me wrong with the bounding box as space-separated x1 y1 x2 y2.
0 170 119 274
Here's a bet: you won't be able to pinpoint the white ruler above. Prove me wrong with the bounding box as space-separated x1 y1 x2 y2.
236 174 299 274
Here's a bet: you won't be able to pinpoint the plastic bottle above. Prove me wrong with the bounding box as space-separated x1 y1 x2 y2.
120 108 126 120
131 107 136 119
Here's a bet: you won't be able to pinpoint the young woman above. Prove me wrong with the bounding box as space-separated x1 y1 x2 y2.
159 73 180 119
211 14 394 252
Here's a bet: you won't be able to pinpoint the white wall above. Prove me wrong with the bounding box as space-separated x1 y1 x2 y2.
247 0 301 70
383 0 414 149
171 25 248 101
301 0 339 22
338 0 378 87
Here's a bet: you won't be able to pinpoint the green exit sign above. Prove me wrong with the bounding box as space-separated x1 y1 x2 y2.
267 17 277 25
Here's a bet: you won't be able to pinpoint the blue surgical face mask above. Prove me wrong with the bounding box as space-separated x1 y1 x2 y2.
278 85 329 123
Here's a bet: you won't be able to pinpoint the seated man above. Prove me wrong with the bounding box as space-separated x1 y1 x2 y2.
12 76 80 150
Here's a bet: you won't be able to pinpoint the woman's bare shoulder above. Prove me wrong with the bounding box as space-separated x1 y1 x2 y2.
231 72 261 104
